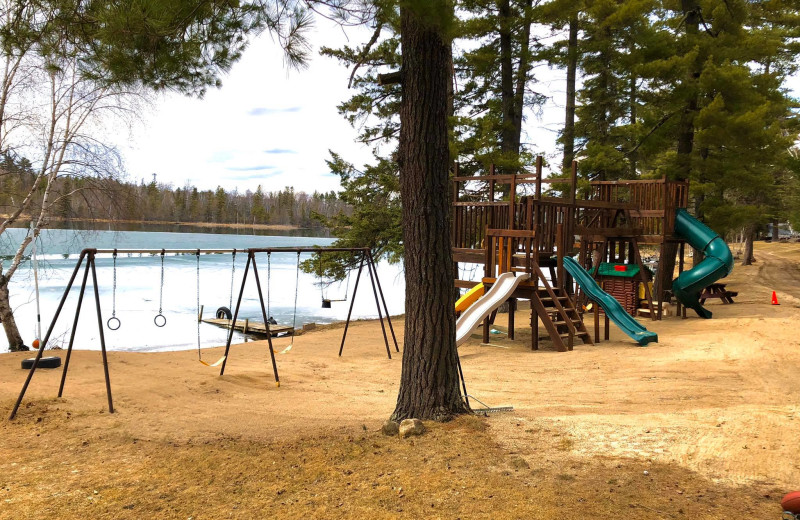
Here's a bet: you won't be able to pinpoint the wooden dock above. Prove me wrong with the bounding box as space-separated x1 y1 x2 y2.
201 318 293 337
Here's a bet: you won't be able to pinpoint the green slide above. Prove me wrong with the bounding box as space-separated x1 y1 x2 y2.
563 257 658 346
672 208 734 319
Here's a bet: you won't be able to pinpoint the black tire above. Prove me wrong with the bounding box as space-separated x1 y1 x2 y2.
21 356 62 369
215 306 232 320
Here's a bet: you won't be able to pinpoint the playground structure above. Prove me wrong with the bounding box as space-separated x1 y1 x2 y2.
451 158 733 351
9 246 398 420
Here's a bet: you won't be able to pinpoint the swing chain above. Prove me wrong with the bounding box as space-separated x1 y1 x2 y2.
229 249 236 320
154 249 167 327
196 249 201 354
158 249 165 314
106 250 121 330
267 252 271 319
112 251 117 317
290 252 300 339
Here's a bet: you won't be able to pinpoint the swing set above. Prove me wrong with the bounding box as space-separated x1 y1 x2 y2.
9 246 398 420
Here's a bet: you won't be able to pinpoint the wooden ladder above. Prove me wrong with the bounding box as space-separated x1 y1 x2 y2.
530 265 593 352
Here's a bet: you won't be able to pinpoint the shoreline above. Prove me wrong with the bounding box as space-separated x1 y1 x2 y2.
1 215 318 232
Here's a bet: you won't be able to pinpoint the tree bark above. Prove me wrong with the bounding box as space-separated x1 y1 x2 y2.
0 276 26 351
772 218 779 242
628 46 637 178
499 0 515 167
676 0 701 180
742 225 755 265
562 14 578 172
392 3 468 422
511 0 534 156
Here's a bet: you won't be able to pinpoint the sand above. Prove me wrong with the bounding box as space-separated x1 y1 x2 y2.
1 241 799 518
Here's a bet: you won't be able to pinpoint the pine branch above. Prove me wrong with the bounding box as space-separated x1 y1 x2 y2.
624 111 678 157
348 21 383 89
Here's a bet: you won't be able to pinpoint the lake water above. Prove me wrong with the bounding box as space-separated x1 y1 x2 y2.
0 228 406 353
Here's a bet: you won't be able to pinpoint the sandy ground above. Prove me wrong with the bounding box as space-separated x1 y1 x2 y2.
1 241 799 518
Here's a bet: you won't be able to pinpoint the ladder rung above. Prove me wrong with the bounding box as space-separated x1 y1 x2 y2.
559 331 589 338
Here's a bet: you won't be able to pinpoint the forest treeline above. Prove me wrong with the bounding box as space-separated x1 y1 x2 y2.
0 154 348 229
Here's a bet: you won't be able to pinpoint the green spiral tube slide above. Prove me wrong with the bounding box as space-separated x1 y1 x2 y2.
672 208 734 319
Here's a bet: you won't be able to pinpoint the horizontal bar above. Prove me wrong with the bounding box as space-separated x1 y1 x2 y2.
452 175 568 184
84 247 370 255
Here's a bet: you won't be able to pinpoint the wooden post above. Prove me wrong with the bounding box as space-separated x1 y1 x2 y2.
508 298 515 340
535 156 543 200
594 304 600 344
509 172 517 229
570 160 578 205
489 164 496 202
556 223 565 290
244 318 249 334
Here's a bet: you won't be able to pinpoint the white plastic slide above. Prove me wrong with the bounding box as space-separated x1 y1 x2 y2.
456 272 530 347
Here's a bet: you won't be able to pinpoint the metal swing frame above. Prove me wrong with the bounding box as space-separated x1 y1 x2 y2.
9 246 399 420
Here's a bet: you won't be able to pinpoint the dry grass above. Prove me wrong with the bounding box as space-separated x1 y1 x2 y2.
0 407 780 519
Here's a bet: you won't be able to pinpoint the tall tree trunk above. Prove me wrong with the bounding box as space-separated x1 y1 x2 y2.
499 0 515 169
511 0 534 155
742 225 755 266
628 49 637 178
772 218 780 242
0 276 26 351
676 0 701 180
562 14 579 172
392 3 468 422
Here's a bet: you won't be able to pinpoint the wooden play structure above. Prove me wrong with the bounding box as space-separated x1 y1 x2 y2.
452 158 695 351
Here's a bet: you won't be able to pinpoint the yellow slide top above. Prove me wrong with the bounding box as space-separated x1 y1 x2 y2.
455 283 484 313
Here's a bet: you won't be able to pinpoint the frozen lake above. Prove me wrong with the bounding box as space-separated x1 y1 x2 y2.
0 228 406 353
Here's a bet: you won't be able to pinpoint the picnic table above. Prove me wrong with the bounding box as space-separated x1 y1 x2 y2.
699 283 737 304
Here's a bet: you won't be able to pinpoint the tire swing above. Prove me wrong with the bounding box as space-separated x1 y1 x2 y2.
215 250 236 322
280 252 301 354
195 250 226 367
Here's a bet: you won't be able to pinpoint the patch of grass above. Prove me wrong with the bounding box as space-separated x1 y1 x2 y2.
0 414 783 520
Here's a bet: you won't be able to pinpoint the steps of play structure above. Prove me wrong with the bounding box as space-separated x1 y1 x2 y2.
530 265 593 352
559 331 591 339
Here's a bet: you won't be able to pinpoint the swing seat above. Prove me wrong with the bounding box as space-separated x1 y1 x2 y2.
199 355 226 367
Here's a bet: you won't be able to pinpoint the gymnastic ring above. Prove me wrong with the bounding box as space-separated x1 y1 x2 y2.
107 317 121 330
154 314 167 328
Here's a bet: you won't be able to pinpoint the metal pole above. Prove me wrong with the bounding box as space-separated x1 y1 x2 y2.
219 253 251 375
367 251 399 352
251 253 280 386
89 253 114 413
456 350 469 409
57 260 92 397
88 246 373 255
338 254 365 357
9 251 88 420
366 253 391 359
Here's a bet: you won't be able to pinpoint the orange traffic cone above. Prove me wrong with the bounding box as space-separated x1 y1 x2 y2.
771 291 780 305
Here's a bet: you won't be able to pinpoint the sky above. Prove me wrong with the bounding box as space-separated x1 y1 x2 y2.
118 19 566 196
119 21 379 195
118 18 800 197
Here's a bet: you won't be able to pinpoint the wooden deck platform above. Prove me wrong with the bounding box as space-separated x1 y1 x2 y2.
201 318 293 337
